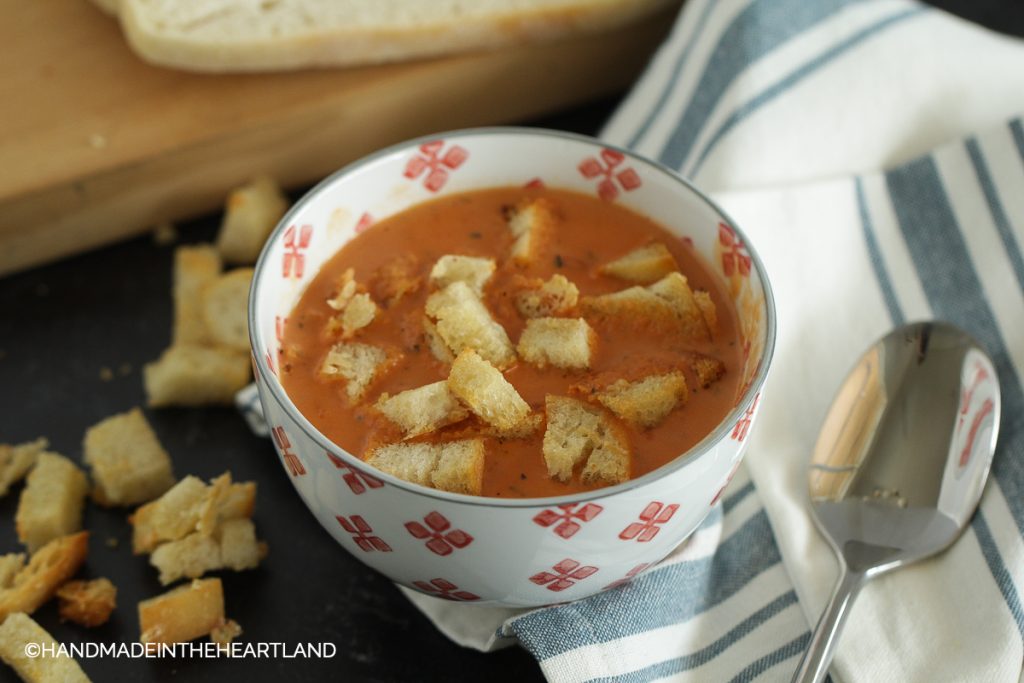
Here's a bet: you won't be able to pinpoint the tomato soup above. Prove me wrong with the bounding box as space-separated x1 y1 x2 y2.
279 187 742 498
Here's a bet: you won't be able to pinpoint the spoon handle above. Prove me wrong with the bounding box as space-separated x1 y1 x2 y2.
791 564 866 683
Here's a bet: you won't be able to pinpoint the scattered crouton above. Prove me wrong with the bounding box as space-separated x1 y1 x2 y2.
200 268 254 351
543 396 630 485
506 198 555 265
366 440 485 495
56 578 117 627
211 619 243 648
172 245 222 345
430 255 496 295
595 372 688 428
370 254 422 306
340 293 377 338
425 281 515 368
149 518 263 585
422 317 454 364
582 272 711 343
0 613 91 683
139 578 226 645
216 176 289 265
376 382 469 439
599 243 678 284
130 473 256 554
0 439 47 498
144 345 252 407
83 408 175 507
693 290 718 336
447 350 530 431
319 342 392 402
691 355 726 388
0 533 89 623
15 453 88 553
517 318 595 370
515 274 579 318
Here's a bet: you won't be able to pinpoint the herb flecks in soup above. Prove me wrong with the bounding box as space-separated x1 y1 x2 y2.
280 187 742 498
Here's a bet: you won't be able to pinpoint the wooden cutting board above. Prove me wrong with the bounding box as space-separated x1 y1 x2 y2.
0 0 674 277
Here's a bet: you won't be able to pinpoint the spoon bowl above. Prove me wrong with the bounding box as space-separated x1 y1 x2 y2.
792 321 1001 682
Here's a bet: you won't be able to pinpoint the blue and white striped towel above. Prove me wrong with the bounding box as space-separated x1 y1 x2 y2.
399 1 1024 681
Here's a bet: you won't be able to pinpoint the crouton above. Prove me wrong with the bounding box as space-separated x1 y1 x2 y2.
211 619 243 648
691 355 726 388
517 318 595 370
144 345 252 407
0 556 24 589
15 453 88 553
430 255 496 295
139 578 226 645
149 518 263 586
0 613 91 683
425 281 515 368
376 381 469 439
319 342 392 402
515 274 579 318
595 372 688 428
0 439 46 498
581 272 710 343
422 317 454 363
326 268 357 311
340 293 377 338
216 176 289 265
366 440 484 495
56 578 117 627
542 396 630 485
130 473 256 554
693 290 718 335
371 253 422 306
83 408 175 508
200 268 254 351
0 533 89 622
172 244 222 345
599 243 678 284
507 198 555 265
447 350 530 431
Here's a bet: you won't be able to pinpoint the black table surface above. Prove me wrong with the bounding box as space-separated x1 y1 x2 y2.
1 3 1021 682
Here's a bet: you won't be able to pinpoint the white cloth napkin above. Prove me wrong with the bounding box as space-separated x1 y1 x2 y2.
240 1 1024 679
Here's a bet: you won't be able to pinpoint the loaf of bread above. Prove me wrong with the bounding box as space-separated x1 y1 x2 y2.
95 0 674 73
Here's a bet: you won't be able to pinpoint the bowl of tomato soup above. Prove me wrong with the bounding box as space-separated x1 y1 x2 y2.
250 128 775 606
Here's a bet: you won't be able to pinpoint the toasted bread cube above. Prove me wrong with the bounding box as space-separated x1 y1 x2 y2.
543 396 630 484
216 176 289 264
144 345 252 407
425 281 515 368
507 198 555 265
693 290 718 335
200 268 253 351
515 274 579 318
326 268 357 311
0 533 89 622
430 255 496 295
319 342 391 402
173 245 222 345
582 273 711 343
15 453 88 553
340 293 377 338
517 318 595 370
139 578 225 645
0 555 25 589
692 355 726 388
647 273 711 342
83 408 175 508
0 439 47 498
366 440 484 495
376 382 469 439
56 578 117 628
600 243 679 284
448 350 530 431
0 613 91 683
218 518 263 572
596 373 688 428
581 285 674 321
422 317 454 364
150 533 221 585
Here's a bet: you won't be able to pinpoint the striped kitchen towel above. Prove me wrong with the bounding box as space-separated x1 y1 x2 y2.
399 1 1024 681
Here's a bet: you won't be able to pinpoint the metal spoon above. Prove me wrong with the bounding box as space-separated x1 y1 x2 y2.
791 321 1001 683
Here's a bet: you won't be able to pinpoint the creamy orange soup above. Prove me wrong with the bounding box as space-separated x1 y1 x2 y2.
280 187 742 498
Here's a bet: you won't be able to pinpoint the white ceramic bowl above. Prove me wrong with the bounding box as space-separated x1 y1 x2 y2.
249 128 776 607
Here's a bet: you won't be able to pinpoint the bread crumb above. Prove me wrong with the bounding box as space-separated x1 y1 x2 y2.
0 612 91 682
138 578 225 645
